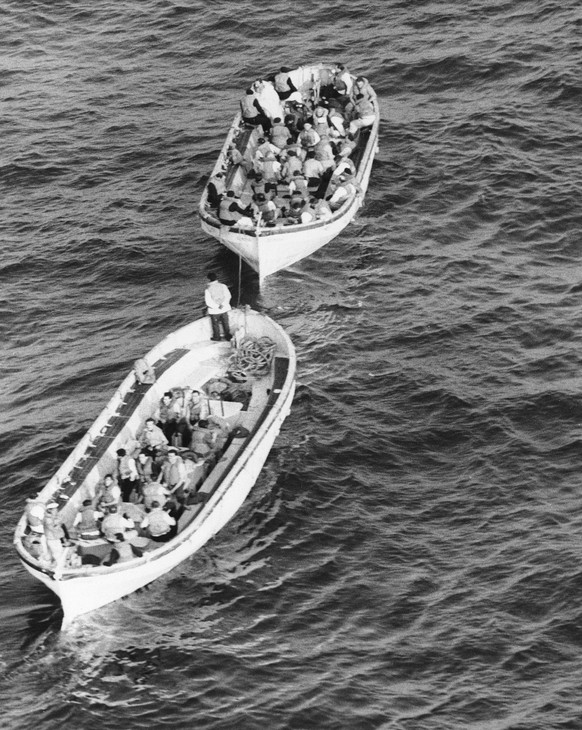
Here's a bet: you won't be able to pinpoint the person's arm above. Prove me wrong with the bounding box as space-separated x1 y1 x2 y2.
205 287 216 309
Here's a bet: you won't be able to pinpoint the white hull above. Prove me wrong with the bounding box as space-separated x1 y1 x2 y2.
199 63 379 280
15 309 296 626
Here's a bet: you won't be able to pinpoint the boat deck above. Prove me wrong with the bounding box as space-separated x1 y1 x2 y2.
57 348 190 503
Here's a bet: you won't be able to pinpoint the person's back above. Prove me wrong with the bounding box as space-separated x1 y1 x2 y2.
271 118 291 149
299 124 320 149
283 151 303 179
74 499 102 540
142 481 170 509
314 137 335 170
303 153 324 182
262 154 281 183
141 501 176 540
101 506 132 542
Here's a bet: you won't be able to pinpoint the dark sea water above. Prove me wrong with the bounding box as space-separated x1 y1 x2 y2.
2 0 582 727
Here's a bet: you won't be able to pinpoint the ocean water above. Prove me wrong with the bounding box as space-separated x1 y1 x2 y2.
2 0 582 728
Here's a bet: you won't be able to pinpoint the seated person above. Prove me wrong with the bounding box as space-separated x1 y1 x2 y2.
190 420 216 459
24 495 46 535
155 392 178 441
207 171 226 208
140 501 177 542
270 117 292 150
72 499 104 540
302 151 325 189
22 530 50 564
288 170 309 199
312 105 330 138
158 449 188 503
100 504 137 543
133 357 156 385
142 480 171 510
298 123 320 150
287 199 304 223
347 93 376 135
254 193 279 224
218 190 254 228
240 87 271 129
352 75 375 104
327 173 363 210
136 450 156 490
282 149 303 179
273 66 297 100
187 389 205 427
207 415 231 452
95 473 122 512
139 417 169 458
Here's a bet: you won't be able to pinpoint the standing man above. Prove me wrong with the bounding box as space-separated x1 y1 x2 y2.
205 272 232 341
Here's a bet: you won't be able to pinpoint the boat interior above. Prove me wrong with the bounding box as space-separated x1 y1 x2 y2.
17 327 291 572
201 64 375 230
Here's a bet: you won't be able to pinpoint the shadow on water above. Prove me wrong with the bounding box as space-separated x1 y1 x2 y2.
20 603 64 653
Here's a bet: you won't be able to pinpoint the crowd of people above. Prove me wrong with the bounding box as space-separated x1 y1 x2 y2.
23 379 248 569
206 63 376 229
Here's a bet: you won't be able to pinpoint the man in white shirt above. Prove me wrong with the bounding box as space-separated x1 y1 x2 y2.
205 272 232 341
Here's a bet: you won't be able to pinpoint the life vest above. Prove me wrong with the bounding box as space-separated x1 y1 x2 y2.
147 509 172 537
118 454 136 480
355 97 375 118
162 459 185 488
115 541 136 563
101 513 129 542
240 93 258 118
77 506 100 539
274 71 290 93
219 197 236 224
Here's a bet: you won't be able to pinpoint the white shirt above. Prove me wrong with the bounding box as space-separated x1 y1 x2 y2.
205 281 232 315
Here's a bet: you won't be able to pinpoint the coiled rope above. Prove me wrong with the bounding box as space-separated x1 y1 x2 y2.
227 335 276 381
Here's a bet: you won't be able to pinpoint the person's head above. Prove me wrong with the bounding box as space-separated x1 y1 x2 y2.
190 390 201 403
162 391 173 404
104 474 114 486
303 123 312 130
108 504 118 513
207 272 218 282
145 417 155 430
116 448 126 457
167 449 178 460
